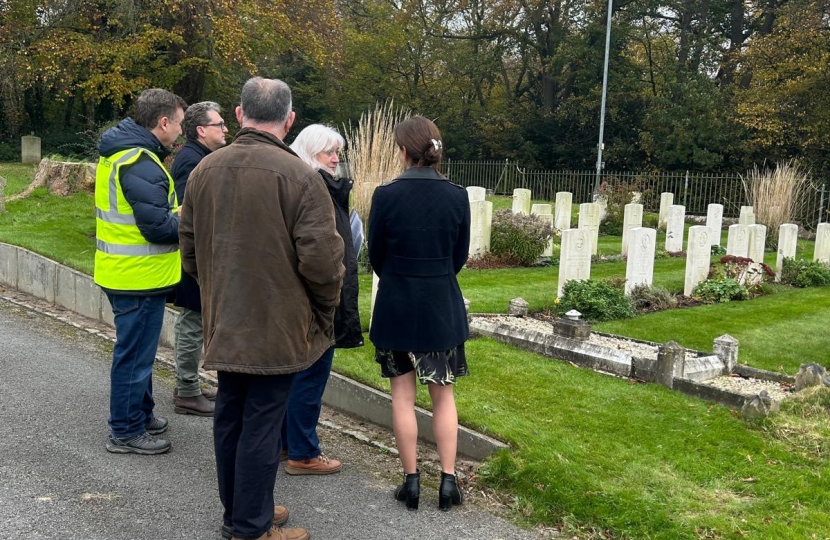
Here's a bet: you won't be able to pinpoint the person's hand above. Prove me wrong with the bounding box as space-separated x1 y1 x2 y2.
177 206 183 216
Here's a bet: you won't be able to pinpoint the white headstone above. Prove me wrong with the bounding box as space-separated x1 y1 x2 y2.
814 223 830 264
21 135 41 164
739 206 755 225
625 227 656 295
726 224 750 257
684 226 712 296
658 192 674 229
665 205 686 252
577 203 601 256
776 224 799 281
596 194 608 221
512 189 531 215
747 224 767 263
466 186 486 202
469 200 493 258
554 192 572 231
621 203 643 256
531 204 552 216
558 229 591 297
537 214 554 257
706 204 723 246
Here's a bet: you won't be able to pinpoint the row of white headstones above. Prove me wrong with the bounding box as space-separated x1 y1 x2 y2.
466 187 830 298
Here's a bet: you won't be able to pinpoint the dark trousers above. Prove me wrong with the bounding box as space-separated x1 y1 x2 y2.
280 347 334 460
214 371 295 540
106 293 166 438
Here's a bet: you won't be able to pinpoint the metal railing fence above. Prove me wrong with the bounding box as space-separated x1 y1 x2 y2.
338 160 827 231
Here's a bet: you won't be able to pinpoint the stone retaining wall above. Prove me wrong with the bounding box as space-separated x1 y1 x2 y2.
0 242 508 460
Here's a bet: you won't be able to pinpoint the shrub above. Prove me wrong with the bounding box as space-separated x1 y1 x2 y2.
597 177 652 237
490 209 554 266
692 278 749 303
629 284 678 313
780 258 830 288
643 213 659 229
711 244 726 256
557 279 636 322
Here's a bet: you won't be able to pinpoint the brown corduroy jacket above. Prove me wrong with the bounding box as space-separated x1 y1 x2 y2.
179 128 345 375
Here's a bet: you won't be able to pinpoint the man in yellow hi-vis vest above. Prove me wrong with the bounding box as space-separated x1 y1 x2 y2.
94 89 187 455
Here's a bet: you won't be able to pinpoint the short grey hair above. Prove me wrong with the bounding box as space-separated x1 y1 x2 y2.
240 77 292 124
290 124 344 170
184 101 222 141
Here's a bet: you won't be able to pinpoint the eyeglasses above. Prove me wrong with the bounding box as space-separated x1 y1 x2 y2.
202 122 226 130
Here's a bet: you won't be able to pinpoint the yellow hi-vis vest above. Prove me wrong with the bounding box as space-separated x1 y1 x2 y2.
93 147 181 292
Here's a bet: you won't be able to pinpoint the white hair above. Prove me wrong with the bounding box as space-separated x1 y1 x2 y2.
290 124 344 171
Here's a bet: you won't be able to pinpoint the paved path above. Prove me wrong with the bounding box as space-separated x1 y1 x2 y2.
0 297 543 540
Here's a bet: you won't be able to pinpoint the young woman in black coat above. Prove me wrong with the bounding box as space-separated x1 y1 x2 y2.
368 116 471 511
280 124 363 476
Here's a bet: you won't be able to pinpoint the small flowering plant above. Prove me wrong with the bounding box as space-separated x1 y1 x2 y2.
709 255 775 294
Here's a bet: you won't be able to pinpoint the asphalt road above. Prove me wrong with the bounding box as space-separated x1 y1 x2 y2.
0 299 542 540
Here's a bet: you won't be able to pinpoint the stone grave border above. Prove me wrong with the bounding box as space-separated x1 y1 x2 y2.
0 242 507 460
468 311 795 412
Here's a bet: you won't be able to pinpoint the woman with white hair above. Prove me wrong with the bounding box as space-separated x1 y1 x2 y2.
280 124 363 475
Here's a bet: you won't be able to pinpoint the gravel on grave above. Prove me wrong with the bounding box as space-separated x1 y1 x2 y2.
482 315 698 361
703 376 791 402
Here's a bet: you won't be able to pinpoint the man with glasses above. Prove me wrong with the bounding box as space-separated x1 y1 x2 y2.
170 101 229 417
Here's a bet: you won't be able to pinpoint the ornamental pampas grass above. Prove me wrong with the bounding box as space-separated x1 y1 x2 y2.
742 161 813 248
344 101 409 230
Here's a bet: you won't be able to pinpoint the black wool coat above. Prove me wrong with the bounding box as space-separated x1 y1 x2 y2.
320 169 363 348
170 140 211 312
368 167 471 352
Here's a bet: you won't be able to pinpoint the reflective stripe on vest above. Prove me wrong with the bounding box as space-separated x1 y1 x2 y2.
93 147 180 291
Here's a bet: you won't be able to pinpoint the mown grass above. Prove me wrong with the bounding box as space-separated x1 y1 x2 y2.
334 338 830 540
596 287 830 373
0 170 824 374
0 188 96 274
0 163 38 196
2 167 829 539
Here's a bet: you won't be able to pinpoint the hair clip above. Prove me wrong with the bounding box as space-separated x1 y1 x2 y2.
431 138 443 151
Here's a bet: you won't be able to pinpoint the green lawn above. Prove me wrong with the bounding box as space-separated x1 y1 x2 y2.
0 163 38 196
2 169 829 539
334 338 830 540
0 188 96 273
0 182 825 374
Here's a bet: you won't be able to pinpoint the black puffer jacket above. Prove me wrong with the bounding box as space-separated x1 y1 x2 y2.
170 140 211 312
320 169 363 348
97 118 179 296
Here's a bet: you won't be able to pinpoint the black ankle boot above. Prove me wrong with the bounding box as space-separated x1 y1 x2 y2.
438 472 464 511
394 470 420 510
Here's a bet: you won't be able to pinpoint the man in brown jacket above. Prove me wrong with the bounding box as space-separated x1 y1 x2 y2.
179 77 345 540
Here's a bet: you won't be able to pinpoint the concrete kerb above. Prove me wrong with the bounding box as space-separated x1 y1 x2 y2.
0 242 508 460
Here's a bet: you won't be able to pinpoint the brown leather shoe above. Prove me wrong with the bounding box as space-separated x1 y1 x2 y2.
173 393 214 416
202 387 218 401
285 455 341 475
222 506 289 539
233 525 309 540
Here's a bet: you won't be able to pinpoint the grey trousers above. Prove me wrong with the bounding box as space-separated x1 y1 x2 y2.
174 308 204 397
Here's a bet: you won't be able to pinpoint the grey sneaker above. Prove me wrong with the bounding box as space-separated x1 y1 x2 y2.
145 416 168 435
106 432 171 455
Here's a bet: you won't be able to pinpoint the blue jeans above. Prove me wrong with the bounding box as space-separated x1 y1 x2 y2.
280 347 335 460
106 293 166 438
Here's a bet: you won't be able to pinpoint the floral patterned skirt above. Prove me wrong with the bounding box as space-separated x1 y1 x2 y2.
375 345 469 386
